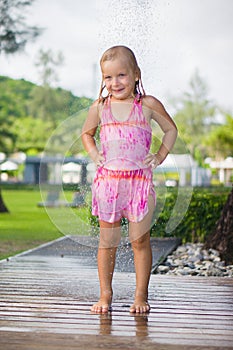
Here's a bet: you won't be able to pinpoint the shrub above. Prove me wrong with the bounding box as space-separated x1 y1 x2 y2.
151 187 230 242
87 186 230 243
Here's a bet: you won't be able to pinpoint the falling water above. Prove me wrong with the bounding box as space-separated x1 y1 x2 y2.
96 0 160 95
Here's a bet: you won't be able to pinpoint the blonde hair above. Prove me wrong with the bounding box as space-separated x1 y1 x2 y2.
98 45 145 103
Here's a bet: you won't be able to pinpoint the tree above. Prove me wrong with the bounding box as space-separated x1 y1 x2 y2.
0 0 42 54
204 187 233 265
29 49 65 128
35 48 64 87
204 114 233 160
0 76 31 154
0 109 16 154
0 0 42 212
171 70 217 163
12 116 53 152
0 76 93 154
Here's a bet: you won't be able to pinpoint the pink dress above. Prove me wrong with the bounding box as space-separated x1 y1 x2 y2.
92 96 156 223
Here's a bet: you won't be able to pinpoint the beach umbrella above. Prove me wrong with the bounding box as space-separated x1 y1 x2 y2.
62 162 81 172
0 160 18 171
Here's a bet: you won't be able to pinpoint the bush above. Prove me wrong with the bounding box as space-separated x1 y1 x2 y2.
87 186 230 243
151 187 230 243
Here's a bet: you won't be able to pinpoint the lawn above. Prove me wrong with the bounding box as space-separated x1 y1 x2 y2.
0 189 91 260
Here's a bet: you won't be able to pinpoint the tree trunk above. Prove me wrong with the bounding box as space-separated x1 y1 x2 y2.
0 187 9 213
204 187 233 265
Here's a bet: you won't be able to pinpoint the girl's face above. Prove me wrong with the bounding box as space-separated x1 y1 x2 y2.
101 58 138 101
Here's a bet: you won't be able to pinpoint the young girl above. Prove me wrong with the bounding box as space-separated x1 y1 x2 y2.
82 45 177 314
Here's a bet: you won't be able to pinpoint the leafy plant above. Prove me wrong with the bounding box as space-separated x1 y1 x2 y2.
151 187 230 243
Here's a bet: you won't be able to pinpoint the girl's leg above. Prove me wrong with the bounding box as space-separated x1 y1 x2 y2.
91 220 121 313
129 195 155 313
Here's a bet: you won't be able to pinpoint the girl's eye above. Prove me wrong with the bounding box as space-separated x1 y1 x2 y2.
104 76 111 80
119 73 125 77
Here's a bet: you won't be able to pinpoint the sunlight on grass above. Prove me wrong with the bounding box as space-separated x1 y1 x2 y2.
0 190 91 260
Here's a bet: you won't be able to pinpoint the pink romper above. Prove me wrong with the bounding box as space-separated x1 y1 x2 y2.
92 96 156 223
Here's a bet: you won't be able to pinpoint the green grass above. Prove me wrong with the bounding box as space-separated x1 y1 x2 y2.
0 190 91 260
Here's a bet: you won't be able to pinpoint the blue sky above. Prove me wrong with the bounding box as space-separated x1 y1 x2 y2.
1 0 232 111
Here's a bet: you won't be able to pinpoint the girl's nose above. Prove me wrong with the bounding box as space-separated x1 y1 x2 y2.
112 77 119 85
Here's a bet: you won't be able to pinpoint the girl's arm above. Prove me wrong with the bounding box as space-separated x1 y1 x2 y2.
143 95 178 168
81 101 104 166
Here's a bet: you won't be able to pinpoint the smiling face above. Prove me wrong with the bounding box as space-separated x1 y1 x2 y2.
101 57 138 101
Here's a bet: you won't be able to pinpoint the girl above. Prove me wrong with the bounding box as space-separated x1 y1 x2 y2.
82 45 177 314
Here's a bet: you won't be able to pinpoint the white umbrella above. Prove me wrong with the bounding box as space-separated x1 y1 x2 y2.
0 160 18 171
62 162 81 172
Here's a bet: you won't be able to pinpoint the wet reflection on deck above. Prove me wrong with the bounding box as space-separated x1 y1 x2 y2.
0 238 233 349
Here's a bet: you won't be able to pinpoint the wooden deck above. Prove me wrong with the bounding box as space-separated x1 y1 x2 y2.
0 250 233 349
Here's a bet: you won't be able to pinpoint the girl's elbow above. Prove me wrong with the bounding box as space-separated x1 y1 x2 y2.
167 125 178 137
170 124 178 137
81 132 89 146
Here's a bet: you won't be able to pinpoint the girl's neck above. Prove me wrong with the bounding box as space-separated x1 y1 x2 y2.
110 94 135 103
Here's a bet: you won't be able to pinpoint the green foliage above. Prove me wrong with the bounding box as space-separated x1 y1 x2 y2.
87 187 230 243
0 75 93 154
204 114 233 159
0 76 34 153
12 116 53 152
151 187 230 243
170 70 218 161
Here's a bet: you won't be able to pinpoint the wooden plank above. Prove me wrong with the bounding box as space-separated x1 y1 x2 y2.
2 314 233 334
0 318 233 340
1 332 232 350
0 251 233 349
0 308 232 326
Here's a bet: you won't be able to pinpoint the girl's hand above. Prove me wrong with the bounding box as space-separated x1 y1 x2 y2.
94 151 105 168
144 153 162 169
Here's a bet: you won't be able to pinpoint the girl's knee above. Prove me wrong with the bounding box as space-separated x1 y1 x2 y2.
99 233 121 248
131 232 150 250
99 220 121 248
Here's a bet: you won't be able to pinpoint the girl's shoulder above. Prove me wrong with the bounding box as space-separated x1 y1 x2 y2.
142 95 170 120
90 99 100 108
142 95 165 112
89 99 104 116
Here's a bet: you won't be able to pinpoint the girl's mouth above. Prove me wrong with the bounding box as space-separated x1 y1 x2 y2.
112 88 124 94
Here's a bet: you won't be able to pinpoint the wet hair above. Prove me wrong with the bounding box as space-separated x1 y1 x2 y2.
98 45 145 103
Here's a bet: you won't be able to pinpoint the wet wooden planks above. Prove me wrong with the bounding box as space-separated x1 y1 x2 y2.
0 255 233 350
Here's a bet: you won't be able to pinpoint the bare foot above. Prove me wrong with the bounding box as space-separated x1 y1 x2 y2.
91 299 112 313
129 298 150 314
91 292 112 314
